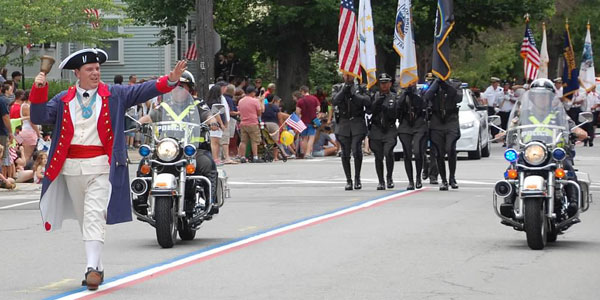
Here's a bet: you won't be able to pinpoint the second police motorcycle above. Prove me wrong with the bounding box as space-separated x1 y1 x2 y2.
491 79 593 250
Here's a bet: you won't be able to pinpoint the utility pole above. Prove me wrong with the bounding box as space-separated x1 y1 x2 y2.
196 0 215 100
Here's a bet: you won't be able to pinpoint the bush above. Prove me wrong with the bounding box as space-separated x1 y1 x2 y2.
23 78 74 100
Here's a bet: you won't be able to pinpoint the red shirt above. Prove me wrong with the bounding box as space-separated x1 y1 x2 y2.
296 94 320 125
9 103 21 119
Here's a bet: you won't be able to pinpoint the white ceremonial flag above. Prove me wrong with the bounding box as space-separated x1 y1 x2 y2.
358 0 377 89
393 0 418 88
538 22 549 79
579 23 596 91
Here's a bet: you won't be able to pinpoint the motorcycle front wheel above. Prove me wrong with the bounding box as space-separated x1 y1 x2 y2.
155 196 177 248
524 198 547 250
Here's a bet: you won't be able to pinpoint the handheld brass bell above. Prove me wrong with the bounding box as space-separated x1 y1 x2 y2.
40 55 55 75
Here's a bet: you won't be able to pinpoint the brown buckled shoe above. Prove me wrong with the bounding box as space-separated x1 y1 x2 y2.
81 268 104 290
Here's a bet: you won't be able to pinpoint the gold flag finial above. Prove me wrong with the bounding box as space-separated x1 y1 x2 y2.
587 20 591 30
524 13 530 23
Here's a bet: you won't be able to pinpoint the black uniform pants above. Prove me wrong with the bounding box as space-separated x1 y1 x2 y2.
399 131 427 183
336 134 366 181
423 139 439 180
369 135 397 183
430 127 460 182
568 107 582 125
488 107 498 137
498 111 510 131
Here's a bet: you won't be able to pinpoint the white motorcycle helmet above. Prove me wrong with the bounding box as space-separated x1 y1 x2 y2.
529 78 556 93
528 78 556 112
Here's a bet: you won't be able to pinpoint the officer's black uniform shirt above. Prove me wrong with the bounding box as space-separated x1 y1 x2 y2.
333 83 371 137
397 89 427 134
424 79 462 130
369 90 398 140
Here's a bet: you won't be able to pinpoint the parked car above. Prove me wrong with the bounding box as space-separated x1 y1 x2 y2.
393 87 490 160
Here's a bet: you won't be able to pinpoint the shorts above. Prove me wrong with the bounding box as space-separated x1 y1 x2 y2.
300 126 316 137
210 129 223 138
312 149 325 157
16 129 38 146
265 122 280 143
240 124 261 145
0 135 10 166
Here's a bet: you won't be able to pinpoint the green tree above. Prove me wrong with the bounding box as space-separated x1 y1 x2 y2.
124 0 555 101
0 0 129 67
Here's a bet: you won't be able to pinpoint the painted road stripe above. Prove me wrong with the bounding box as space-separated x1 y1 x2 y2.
0 200 38 210
46 188 426 300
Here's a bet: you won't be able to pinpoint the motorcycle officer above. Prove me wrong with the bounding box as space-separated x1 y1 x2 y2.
368 73 398 190
333 73 371 190
424 77 462 190
138 71 219 216
505 78 587 216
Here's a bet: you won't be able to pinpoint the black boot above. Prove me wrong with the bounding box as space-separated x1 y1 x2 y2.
449 178 458 189
387 177 394 189
440 180 449 191
416 178 422 189
377 182 385 190
354 176 362 190
345 179 353 191
342 157 352 191
406 181 415 190
430 177 438 185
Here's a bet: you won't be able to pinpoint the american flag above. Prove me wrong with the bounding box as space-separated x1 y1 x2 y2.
185 43 197 61
84 8 100 29
520 22 540 81
338 0 361 77
285 113 307 133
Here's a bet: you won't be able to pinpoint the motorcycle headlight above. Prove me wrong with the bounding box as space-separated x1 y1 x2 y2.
156 138 179 162
523 142 547 166
460 121 475 129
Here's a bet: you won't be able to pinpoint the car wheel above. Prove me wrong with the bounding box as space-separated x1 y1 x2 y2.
468 139 482 160
482 141 490 157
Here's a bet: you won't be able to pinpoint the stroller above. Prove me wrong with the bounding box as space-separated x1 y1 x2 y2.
258 122 287 162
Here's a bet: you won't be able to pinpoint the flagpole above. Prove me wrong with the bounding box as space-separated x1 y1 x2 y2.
20 46 25 90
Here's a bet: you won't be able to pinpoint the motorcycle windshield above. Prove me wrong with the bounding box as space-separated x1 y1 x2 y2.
151 87 202 144
507 89 569 146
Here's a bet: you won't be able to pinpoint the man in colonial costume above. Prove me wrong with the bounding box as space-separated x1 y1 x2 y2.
30 48 187 290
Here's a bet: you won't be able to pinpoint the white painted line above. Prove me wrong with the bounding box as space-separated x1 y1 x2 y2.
47 189 425 300
0 200 38 210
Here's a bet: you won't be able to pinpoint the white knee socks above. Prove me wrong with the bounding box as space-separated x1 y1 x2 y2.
85 240 104 271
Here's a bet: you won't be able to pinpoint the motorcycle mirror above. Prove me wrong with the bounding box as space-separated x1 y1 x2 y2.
488 115 501 126
578 111 593 124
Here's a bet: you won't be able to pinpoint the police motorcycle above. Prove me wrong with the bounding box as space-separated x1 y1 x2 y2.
490 80 593 250
127 88 230 248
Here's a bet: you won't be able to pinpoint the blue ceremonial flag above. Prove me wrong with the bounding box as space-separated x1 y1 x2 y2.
431 0 454 80
562 22 579 100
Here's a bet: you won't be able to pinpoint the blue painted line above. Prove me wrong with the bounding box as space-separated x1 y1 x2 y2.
45 189 407 300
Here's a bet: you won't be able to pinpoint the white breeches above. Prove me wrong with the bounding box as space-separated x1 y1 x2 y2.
64 173 110 241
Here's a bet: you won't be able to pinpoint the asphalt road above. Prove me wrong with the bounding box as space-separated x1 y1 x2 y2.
1 143 600 300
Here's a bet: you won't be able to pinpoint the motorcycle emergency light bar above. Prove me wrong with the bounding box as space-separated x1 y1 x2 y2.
504 149 518 163
139 145 151 157
552 148 566 161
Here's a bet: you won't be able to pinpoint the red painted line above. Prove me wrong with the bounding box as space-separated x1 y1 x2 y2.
77 189 425 299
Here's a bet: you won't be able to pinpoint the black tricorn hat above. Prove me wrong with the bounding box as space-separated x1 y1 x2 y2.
59 48 108 70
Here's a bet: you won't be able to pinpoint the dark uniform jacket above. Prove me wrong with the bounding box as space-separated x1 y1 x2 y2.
424 79 462 130
397 89 427 134
369 91 398 140
333 83 371 137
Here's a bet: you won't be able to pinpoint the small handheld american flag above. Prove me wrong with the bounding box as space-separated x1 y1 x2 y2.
285 113 307 133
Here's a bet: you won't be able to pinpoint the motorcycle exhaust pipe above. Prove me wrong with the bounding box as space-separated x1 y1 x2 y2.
131 178 149 196
494 180 513 198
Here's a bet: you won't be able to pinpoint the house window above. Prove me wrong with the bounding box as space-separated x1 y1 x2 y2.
177 25 183 61
103 25 124 64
